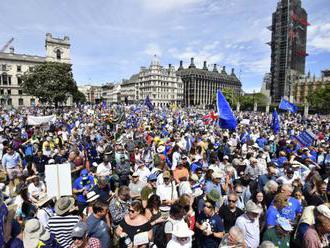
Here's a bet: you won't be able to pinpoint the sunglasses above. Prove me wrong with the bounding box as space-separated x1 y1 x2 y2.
129 209 136 213
72 236 84 241
228 199 237 203
204 204 213 209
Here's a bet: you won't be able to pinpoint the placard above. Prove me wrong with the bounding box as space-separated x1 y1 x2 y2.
27 115 56 126
45 163 72 198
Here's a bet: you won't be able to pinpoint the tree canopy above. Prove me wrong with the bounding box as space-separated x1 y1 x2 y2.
306 84 330 110
21 62 78 107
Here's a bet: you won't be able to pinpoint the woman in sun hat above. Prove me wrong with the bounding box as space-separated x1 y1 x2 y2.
167 221 194 248
23 218 59 248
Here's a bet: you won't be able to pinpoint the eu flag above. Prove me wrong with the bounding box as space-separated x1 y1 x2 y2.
279 98 298 113
271 109 280 134
216 89 237 130
144 95 154 111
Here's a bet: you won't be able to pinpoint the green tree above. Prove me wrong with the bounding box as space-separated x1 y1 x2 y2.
72 90 87 104
21 62 78 107
306 84 330 110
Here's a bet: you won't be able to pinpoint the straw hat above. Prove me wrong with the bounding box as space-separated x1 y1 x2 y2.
23 219 50 248
171 221 194 238
86 191 100 203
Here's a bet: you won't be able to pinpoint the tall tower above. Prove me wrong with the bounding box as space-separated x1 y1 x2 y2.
45 33 71 63
268 0 308 103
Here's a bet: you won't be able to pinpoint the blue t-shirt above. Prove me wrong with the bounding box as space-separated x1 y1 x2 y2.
73 176 95 203
266 206 280 227
280 197 303 221
197 212 224 248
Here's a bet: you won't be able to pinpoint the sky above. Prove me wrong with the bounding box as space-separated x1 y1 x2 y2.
1 0 329 93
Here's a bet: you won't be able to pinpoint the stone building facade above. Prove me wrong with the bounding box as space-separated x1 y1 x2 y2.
293 69 330 104
0 33 71 107
121 56 183 107
177 58 242 107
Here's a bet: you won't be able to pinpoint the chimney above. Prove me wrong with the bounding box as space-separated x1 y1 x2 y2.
178 60 184 70
231 68 235 75
9 47 14 54
203 61 208 70
222 66 227 74
213 64 218 73
189 57 196 68
169 64 172 69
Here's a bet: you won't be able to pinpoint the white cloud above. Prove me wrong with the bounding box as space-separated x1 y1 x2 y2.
140 0 201 12
144 43 162 57
308 22 330 52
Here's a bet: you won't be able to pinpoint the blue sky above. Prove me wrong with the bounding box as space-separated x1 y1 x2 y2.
1 0 329 92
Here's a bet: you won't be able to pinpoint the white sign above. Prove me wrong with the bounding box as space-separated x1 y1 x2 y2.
240 119 250 125
45 163 72 198
27 115 56 126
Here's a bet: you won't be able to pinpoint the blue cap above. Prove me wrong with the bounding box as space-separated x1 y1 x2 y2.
148 173 157 182
277 217 293 231
80 169 89 180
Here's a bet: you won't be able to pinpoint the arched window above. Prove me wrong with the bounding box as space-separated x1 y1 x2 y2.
56 49 61 60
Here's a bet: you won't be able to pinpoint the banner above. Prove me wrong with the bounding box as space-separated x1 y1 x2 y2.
27 115 56 126
45 163 72 198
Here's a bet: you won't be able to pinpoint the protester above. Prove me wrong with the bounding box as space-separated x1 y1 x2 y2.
71 221 102 248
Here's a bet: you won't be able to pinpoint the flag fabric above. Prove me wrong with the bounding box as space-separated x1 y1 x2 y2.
216 89 237 130
271 109 280 134
144 96 154 111
279 98 298 113
102 100 106 109
293 130 315 147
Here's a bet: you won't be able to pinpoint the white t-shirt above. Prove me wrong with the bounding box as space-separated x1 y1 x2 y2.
136 166 151 183
96 162 112 177
28 182 46 198
179 181 192 196
156 182 178 212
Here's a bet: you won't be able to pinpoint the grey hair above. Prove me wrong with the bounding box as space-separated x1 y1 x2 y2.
259 241 275 248
229 226 244 244
281 183 293 193
263 180 278 194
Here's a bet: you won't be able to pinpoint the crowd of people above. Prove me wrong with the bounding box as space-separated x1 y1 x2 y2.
0 104 329 248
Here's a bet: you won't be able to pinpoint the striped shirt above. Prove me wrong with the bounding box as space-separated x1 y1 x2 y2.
47 215 80 248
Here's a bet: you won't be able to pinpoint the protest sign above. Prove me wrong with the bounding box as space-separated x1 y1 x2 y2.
45 163 72 198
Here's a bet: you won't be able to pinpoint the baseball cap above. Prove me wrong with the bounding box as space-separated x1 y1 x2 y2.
223 155 229 160
80 169 89 180
72 222 88 238
245 200 262 214
316 204 330 219
132 172 139 177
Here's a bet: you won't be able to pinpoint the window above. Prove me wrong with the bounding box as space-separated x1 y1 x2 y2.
8 76 11 85
56 49 61 60
1 65 6 71
7 90 11 95
7 98 12 105
18 90 23 95
29 66 34 72
2 74 7 85
17 77 22 85
17 65 21 72
0 89 3 95
19 98 24 106
30 98 35 106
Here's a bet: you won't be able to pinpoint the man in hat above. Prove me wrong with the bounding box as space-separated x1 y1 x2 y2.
197 189 222 215
47 196 80 248
157 171 178 213
128 172 146 199
205 171 223 195
73 169 96 212
166 221 194 248
71 222 101 248
262 217 292 248
140 174 158 208
235 200 262 248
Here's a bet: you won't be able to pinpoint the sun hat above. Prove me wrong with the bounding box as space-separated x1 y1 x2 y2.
23 219 50 248
245 200 262 214
132 172 139 177
36 195 53 208
163 171 171 179
276 217 293 231
171 221 194 238
206 189 220 203
55 196 75 216
316 204 330 219
72 222 88 238
86 191 100 203
212 171 223 179
223 155 229 160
